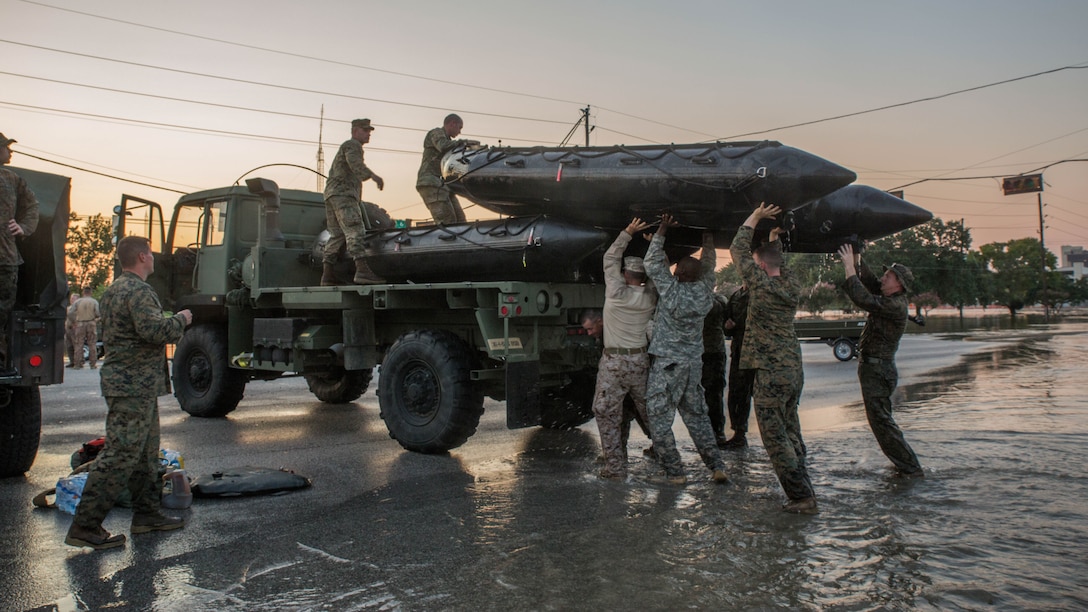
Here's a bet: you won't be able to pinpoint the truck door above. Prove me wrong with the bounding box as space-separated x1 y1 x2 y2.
167 198 231 300
114 195 172 308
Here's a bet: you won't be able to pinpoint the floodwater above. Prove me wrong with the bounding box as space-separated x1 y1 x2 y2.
13 318 1088 611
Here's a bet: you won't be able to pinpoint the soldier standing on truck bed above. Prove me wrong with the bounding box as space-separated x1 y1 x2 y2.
0 132 39 377
322 118 385 286
416 113 479 225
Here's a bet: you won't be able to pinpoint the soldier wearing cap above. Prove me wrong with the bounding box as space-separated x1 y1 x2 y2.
645 213 729 486
837 243 923 478
589 218 658 479
417 114 479 225
322 119 385 286
0 132 39 375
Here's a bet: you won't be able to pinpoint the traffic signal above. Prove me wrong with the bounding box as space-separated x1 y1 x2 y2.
1002 174 1043 196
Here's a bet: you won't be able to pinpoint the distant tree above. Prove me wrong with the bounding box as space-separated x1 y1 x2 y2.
977 237 1056 317
66 213 114 294
913 291 941 316
800 282 840 317
714 261 742 293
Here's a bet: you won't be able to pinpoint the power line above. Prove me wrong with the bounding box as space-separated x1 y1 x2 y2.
19 0 710 139
0 70 558 145
891 158 1088 191
0 39 576 127
711 64 1088 141
18 150 188 194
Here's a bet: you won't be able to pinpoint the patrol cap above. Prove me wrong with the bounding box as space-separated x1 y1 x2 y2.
883 262 914 293
0 133 15 147
623 256 645 274
351 118 375 131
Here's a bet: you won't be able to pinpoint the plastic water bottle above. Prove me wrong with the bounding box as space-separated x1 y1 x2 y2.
161 470 192 509
55 472 88 515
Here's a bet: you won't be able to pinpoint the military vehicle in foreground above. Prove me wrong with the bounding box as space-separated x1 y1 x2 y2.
0 167 68 477
114 140 931 454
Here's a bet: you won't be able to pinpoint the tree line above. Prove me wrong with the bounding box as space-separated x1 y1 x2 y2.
715 218 1088 317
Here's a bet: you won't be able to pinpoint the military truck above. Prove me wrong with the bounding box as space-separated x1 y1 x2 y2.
0 168 69 477
114 178 607 453
794 318 866 361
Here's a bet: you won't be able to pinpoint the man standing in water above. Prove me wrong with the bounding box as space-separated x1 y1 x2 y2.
644 213 728 485
837 244 923 478
730 203 816 514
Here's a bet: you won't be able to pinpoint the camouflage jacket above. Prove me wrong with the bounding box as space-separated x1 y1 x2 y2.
99 272 186 397
646 232 715 361
842 261 908 360
324 139 375 201
416 127 465 188
0 167 39 265
729 226 801 371
703 293 728 354
723 285 749 361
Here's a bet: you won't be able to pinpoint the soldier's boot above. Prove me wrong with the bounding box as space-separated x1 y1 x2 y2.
320 263 343 287
352 258 385 285
66 524 126 550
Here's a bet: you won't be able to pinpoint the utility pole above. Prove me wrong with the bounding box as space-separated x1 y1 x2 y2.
1001 173 1047 320
316 105 325 193
583 106 591 146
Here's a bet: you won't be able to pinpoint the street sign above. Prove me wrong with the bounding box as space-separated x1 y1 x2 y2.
1002 174 1043 196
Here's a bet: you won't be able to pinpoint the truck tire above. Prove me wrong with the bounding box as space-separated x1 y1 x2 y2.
305 368 372 403
0 386 41 477
378 330 483 453
833 338 857 362
540 370 596 430
173 324 247 417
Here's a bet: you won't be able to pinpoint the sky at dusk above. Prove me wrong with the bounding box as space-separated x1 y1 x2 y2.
3 0 1087 260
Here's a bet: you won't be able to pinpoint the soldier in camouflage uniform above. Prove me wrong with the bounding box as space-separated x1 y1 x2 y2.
0 133 39 375
590 218 657 479
721 284 755 449
730 203 816 514
71 286 100 369
644 214 728 485
322 118 385 286
838 244 923 477
702 293 729 446
65 236 193 550
417 114 479 225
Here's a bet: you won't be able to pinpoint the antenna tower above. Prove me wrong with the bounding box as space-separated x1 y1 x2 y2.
316 105 326 192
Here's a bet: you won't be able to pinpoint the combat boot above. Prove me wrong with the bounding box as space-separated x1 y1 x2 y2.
131 512 186 534
320 263 343 286
66 524 126 550
352 258 385 285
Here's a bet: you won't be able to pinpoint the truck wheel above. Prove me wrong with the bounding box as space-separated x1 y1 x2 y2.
0 386 41 477
173 324 247 417
305 368 372 403
378 330 483 453
833 338 857 362
540 371 596 430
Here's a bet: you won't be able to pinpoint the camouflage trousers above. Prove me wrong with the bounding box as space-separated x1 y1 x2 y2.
753 367 814 500
0 264 16 365
646 358 725 478
592 352 649 477
324 195 371 263
701 352 727 441
73 396 163 528
727 360 755 435
72 321 98 368
417 185 466 225
859 360 922 473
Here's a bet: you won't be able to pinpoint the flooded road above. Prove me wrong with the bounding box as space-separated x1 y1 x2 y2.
3 319 1086 610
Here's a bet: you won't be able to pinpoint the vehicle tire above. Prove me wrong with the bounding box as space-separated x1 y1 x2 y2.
0 386 41 477
540 369 596 430
378 330 483 453
173 324 248 417
305 367 372 403
833 338 857 362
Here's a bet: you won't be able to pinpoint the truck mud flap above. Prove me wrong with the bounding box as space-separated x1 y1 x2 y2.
505 360 541 429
